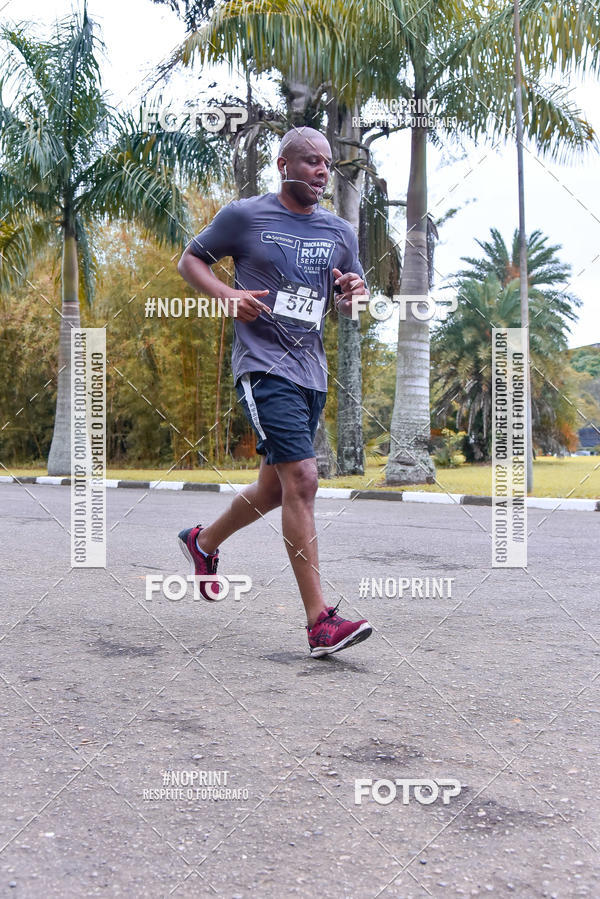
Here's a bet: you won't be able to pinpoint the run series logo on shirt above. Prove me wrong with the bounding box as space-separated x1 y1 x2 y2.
261 231 335 274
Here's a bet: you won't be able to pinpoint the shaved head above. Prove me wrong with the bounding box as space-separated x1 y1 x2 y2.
276 126 332 211
278 126 330 161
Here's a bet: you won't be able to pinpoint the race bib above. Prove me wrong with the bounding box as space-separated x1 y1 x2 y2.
272 279 325 328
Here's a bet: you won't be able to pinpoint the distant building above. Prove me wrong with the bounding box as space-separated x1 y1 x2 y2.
577 426 600 453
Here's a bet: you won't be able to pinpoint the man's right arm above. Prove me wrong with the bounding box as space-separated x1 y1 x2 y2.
177 247 270 323
177 249 232 302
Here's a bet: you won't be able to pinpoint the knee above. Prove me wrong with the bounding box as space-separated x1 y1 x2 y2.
282 464 318 503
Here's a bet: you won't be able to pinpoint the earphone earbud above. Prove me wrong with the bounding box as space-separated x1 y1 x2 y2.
283 164 287 178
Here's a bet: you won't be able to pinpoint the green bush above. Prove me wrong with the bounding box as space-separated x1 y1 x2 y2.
433 428 467 468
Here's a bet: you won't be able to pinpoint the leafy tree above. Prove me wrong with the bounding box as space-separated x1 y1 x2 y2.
87 192 247 469
569 345 600 379
432 228 581 457
0 9 220 473
0 254 59 466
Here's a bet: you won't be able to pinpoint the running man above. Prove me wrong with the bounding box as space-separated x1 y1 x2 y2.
176 126 372 658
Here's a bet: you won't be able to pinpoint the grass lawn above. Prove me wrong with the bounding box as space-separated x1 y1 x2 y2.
7 456 599 498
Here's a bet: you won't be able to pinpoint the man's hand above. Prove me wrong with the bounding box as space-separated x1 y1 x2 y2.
226 288 271 322
332 267 368 317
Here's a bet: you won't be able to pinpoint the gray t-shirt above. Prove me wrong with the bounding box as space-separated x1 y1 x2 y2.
188 192 365 392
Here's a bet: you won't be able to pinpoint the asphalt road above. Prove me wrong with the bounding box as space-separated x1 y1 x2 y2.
1 483 599 898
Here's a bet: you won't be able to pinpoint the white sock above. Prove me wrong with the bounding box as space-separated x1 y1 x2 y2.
195 535 210 557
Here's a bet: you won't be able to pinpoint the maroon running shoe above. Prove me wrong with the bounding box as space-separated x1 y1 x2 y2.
307 604 372 658
177 525 221 601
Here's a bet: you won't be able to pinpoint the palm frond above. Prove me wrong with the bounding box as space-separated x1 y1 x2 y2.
0 66 70 187
179 0 410 104
115 111 223 186
471 0 600 79
47 9 112 174
0 24 55 113
521 76 596 161
74 116 222 246
75 148 190 246
0 216 55 293
436 62 595 160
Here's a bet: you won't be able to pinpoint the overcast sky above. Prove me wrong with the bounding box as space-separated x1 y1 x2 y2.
3 0 599 349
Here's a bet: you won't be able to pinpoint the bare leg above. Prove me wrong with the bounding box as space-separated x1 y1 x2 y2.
196 458 282 552
276 457 327 628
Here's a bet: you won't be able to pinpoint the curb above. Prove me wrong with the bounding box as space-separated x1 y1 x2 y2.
1 475 598 511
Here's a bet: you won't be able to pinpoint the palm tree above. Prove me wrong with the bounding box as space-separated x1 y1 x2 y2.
378 3 596 484
0 9 220 474
173 0 597 486
457 227 577 299
432 228 581 457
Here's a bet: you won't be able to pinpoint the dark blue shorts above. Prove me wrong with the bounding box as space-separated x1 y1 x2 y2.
235 372 327 465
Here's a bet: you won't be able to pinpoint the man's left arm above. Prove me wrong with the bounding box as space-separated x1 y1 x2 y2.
332 229 369 318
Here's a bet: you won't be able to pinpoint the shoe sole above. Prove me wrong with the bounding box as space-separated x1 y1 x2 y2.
177 529 195 571
310 621 372 658
177 529 219 602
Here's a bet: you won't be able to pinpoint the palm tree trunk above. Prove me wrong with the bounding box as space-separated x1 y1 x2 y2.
513 0 534 492
385 118 436 485
314 411 335 478
232 69 259 198
334 104 365 475
214 314 226 463
47 226 80 475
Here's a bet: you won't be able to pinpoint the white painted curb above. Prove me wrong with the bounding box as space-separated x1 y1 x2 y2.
150 480 184 490
316 487 353 499
1 476 598 511
219 482 249 493
402 491 464 504
525 497 598 512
